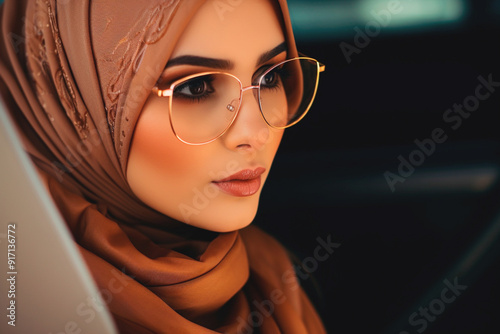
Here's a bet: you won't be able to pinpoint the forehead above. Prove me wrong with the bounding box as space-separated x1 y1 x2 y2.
171 0 285 64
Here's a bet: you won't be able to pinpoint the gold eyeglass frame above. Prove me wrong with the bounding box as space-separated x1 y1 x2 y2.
152 56 326 145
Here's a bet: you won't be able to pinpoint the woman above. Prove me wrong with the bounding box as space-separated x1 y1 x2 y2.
0 0 325 332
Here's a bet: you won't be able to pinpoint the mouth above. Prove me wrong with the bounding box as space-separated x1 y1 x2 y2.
212 167 266 197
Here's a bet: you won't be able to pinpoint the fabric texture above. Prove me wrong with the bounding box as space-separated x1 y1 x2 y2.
0 0 326 332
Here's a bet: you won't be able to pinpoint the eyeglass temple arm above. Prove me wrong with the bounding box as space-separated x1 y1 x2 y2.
298 52 325 72
152 87 173 97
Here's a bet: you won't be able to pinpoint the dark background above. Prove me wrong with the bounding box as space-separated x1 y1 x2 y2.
256 0 500 333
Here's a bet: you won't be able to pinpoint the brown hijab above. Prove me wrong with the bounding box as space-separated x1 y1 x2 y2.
0 0 326 332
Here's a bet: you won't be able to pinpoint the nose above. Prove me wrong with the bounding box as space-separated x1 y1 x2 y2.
221 85 271 152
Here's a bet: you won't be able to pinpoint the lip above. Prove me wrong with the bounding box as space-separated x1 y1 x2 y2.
212 167 266 197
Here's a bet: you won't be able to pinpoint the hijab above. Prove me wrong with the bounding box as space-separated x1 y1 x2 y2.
0 0 326 332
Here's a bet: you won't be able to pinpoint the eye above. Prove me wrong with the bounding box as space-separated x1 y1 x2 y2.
262 71 279 87
174 76 215 98
259 65 287 91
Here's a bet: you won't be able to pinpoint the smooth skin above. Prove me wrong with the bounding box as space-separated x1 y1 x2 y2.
127 0 286 232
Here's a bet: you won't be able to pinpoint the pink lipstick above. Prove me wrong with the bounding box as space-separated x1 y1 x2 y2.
212 167 266 197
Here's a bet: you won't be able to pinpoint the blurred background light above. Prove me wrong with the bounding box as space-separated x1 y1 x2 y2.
359 0 467 26
288 0 469 40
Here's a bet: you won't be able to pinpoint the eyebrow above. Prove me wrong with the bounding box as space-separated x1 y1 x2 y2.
166 55 233 70
256 42 287 66
165 41 287 70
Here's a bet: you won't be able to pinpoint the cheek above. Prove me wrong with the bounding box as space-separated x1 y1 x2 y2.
130 129 196 177
264 129 283 165
128 102 190 178
251 127 284 164
126 98 212 217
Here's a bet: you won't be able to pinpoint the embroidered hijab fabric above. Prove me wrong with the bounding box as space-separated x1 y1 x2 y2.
0 0 326 332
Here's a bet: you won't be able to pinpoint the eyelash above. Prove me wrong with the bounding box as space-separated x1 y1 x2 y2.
155 60 289 99
266 67 290 88
173 75 216 102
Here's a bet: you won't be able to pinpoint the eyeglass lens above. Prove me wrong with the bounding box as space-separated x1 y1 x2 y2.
170 58 319 144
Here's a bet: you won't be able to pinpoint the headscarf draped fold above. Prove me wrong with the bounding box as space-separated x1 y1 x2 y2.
0 0 326 332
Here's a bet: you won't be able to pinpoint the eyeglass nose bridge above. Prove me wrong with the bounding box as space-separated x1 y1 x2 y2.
241 84 260 93
226 84 260 113
241 84 260 104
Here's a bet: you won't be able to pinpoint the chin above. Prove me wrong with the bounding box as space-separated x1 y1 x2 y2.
182 199 259 233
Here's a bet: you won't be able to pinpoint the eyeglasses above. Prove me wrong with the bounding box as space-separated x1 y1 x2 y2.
152 56 325 145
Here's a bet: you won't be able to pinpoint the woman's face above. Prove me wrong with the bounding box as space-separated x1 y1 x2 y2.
127 0 286 232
